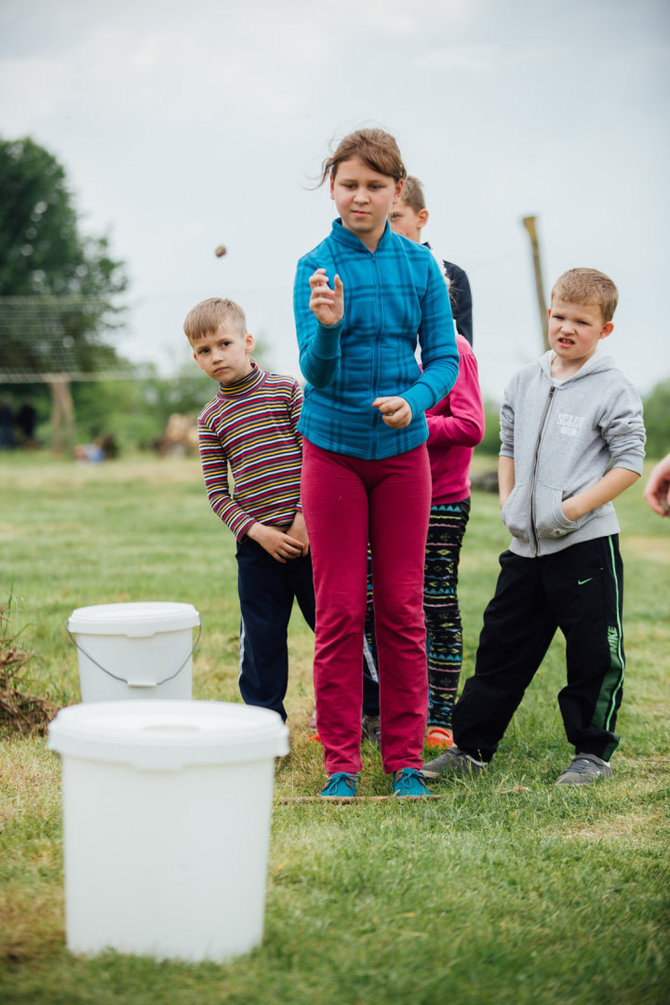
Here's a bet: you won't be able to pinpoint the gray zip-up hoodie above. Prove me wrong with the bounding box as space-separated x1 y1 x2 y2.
499 350 645 558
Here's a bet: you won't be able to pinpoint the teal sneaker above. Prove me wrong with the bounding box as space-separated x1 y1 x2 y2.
319 772 359 799
392 767 431 798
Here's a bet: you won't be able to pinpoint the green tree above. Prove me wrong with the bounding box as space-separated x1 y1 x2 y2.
0 136 129 377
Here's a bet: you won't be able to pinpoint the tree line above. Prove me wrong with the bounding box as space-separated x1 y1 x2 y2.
0 136 667 459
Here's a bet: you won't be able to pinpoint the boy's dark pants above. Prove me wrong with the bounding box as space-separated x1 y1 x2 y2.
236 537 315 721
454 536 625 763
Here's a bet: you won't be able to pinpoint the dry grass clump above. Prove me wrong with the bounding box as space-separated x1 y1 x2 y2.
0 597 56 737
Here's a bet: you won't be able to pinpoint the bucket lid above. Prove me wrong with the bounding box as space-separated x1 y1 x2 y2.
68 602 200 637
48 700 289 770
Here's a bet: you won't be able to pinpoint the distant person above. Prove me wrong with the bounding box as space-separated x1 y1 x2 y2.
389 175 473 345
0 395 15 450
16 398 37 447
294 127 459 799
184 297 315 722
423 268 645 786
643 453 670 516
74 443 105 464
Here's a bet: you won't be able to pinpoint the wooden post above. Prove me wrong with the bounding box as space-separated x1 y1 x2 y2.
522 216 549 352
46 375 75 454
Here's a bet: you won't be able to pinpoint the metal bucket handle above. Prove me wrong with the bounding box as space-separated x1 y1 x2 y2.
66 618 202 687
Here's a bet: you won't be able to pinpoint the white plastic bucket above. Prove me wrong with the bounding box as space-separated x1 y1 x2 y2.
48 700 289 962
67 602 200 702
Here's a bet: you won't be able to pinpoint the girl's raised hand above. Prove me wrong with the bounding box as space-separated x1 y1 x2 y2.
372 396 413 429
309 268 344 327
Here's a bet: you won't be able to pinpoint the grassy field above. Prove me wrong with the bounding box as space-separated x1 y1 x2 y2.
1 450 669 1004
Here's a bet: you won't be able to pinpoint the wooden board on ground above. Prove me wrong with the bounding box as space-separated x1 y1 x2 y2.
278 794 446 803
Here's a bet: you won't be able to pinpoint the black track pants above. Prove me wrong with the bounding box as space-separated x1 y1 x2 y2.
453 536 625 762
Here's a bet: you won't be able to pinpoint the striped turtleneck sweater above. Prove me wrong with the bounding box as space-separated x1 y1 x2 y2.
197 363 304 541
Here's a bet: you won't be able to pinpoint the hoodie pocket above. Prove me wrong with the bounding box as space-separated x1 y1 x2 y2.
501 482 531 541
534 482 584 540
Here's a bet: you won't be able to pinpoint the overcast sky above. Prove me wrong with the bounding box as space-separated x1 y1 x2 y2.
1 0 669 401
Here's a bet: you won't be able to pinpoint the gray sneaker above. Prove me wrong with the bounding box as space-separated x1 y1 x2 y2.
361 714 381 748
422 745 487 779
556 752 613 786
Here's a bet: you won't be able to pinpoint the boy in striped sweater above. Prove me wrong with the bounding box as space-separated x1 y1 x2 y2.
184 297 315 721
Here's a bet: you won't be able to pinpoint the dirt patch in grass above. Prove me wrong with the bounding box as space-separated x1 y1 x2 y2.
565 810 668 848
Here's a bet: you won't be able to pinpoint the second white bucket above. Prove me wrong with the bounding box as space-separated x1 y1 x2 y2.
67 602 200 702
48 700 289 962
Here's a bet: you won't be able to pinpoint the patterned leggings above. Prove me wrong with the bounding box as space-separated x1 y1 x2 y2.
424 498 471 727
364 497 471 728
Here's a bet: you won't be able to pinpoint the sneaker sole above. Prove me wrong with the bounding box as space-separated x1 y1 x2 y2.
556 773 612 786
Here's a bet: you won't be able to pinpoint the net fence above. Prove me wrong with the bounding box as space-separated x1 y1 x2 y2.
0 296 146 382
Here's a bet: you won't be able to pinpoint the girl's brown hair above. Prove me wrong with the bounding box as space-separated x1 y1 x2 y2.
319 128 407 185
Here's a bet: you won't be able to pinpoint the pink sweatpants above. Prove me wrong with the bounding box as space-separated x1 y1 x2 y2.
301 439 431 774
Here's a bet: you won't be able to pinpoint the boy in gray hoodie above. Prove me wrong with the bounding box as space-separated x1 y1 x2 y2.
423 268 646 785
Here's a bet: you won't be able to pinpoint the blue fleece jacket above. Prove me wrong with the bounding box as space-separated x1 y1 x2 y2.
293 219 459 460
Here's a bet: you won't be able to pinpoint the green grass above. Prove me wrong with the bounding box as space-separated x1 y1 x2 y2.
1 451 669 1004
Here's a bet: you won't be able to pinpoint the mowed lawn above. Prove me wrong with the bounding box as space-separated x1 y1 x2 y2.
1 451 668 1005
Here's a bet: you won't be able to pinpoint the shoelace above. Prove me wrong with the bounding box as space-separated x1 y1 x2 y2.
394 768 427 794
566 756 602 775
322 772 358 795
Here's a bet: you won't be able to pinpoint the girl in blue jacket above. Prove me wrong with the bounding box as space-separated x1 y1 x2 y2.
294 128 459 798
